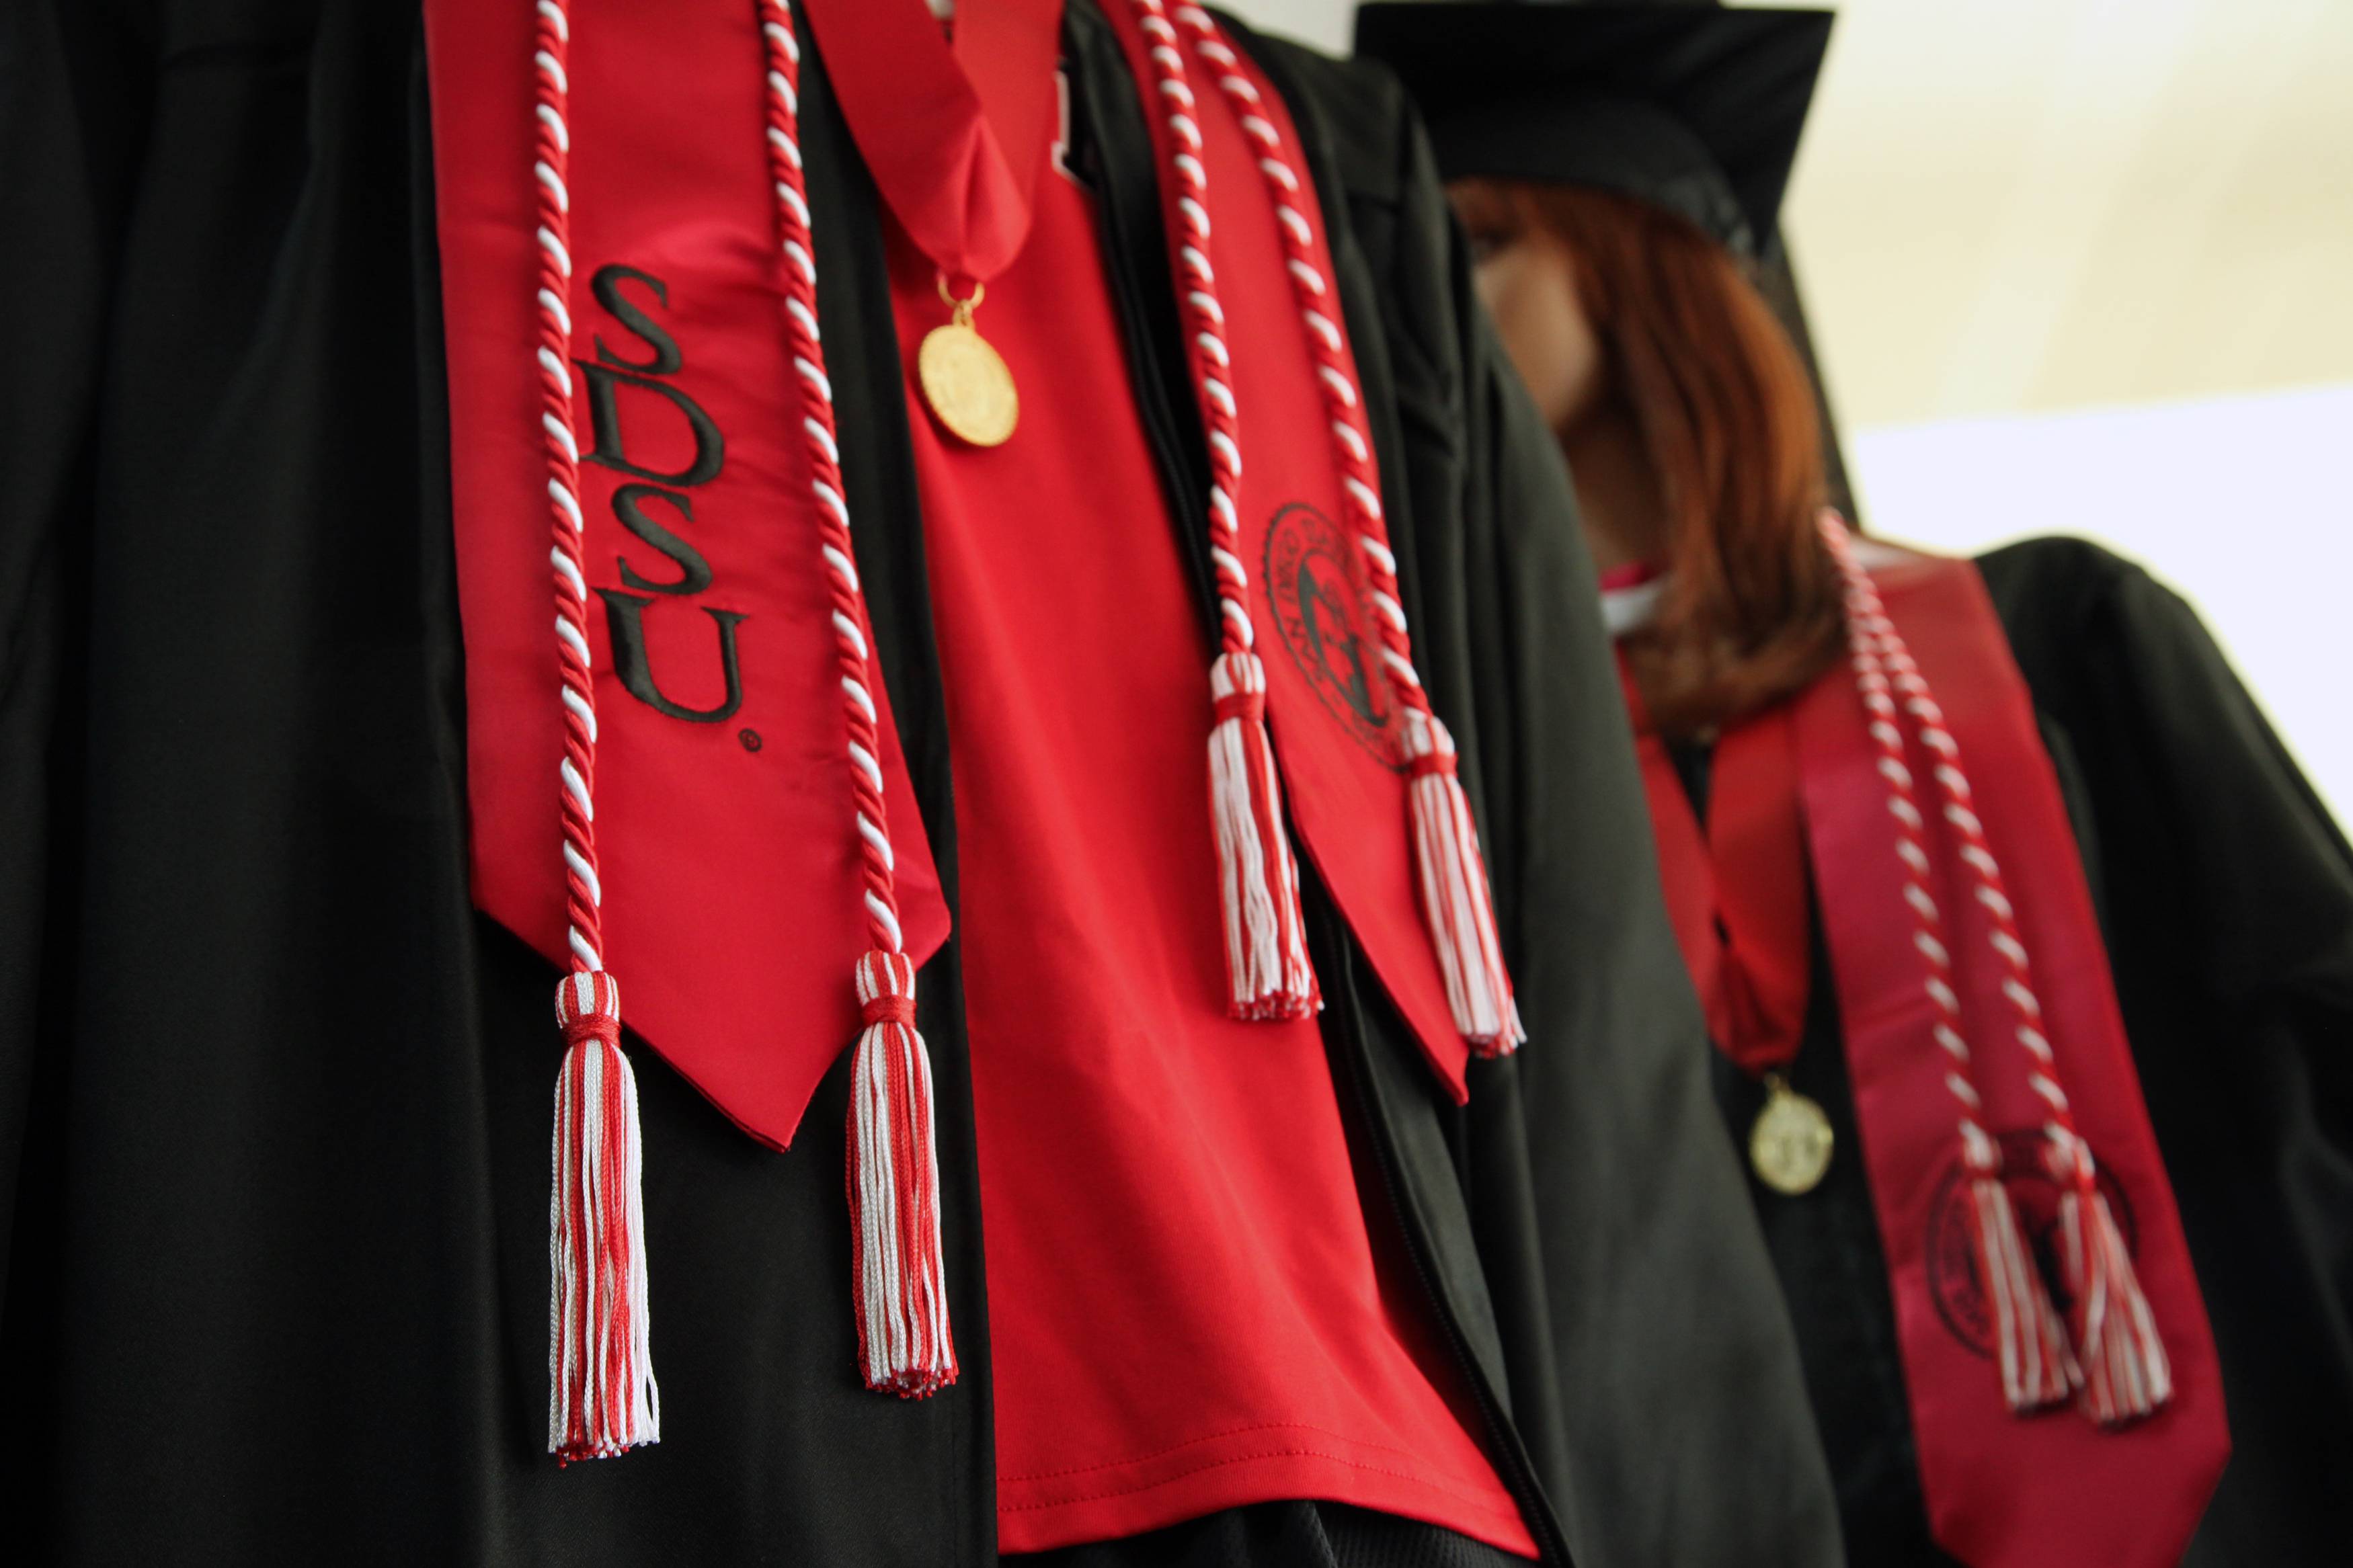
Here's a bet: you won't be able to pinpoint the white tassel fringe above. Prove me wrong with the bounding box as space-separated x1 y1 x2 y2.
1966 1158 2079 1414
1208 651 1318 1018
2059 1175 2173 1426
1404 710 1523 1055
848 950 958 1397
549 971 660 1460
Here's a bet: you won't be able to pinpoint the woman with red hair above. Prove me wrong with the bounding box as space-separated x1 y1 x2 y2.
1362 7 2353 1567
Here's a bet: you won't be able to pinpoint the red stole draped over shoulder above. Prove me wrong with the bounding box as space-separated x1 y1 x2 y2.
1626 547 2227 1567
426 0 951 1149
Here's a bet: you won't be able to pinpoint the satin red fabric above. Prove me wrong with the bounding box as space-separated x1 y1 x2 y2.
1802 552 2225 1567
426 0 1474 1142
1095 1 1475 1098
1624 665 1812 1075
801 0 1064 288
884 88 1527 1551
1632 550 2227 1565
427 0 950 1149
824 0 1529 1551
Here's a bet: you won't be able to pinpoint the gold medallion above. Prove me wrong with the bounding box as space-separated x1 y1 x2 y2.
918 280 1017 448
1750 1073 1834 1196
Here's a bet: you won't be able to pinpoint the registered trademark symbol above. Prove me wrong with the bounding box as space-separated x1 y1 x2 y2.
738 728 762 753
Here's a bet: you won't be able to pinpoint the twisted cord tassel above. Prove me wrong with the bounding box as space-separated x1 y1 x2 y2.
1819 514 2077 1413
1129 0 1318 1020
1820 514 2169 1426
534 0 660 1460
2050 1134 2171 1423
847 952 957 1392
758 0 955 1396
550 973 661 1458
1174 5 1518 1053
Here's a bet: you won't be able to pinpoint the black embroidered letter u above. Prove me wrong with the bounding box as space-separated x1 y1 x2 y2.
598 590 748 723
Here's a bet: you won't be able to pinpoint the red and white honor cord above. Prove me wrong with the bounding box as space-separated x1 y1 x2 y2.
1820 513 2169 1425
536 0 659 1462
758 0 956 1399
1821 514 2169 1425
1819 513 2074 1414
1174 5 1521 1055
1129 0 1318 1021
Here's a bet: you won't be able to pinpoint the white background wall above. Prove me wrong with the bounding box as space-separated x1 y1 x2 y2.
1224 0 2352 819
1849 384 2352 817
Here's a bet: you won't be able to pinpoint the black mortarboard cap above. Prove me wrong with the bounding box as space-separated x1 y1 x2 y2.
1353 3 1833 257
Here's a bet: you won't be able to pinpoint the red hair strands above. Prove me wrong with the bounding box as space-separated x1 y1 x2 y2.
1486 182 1841 737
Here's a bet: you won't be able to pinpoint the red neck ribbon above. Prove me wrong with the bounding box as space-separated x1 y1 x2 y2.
1624 660 1811 1075
801 0 1066 291
1634 553 2227 1566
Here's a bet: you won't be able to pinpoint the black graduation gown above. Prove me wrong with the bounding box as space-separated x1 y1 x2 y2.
1698 537 2353 1565
0 2 1841 1563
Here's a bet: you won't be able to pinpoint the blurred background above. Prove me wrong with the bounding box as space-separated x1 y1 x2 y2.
1233 0 2353 817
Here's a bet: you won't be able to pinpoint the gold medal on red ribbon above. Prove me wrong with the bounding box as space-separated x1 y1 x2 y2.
1750 1072 1834 1194
797 0 1055 450
919 280 1019 448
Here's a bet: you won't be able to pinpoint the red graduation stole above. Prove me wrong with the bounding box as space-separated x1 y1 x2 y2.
1630 535 2228 1565
424 0 1518 1455
427 0 952 1156
1099 0 1521 1087
430 0 1509 1141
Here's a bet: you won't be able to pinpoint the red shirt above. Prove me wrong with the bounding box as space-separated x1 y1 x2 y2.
886 77 1535 1561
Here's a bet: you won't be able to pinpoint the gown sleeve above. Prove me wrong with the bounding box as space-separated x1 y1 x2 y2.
1275 42 1846 1567
0 0 154 1300
1980 535 2353 1562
